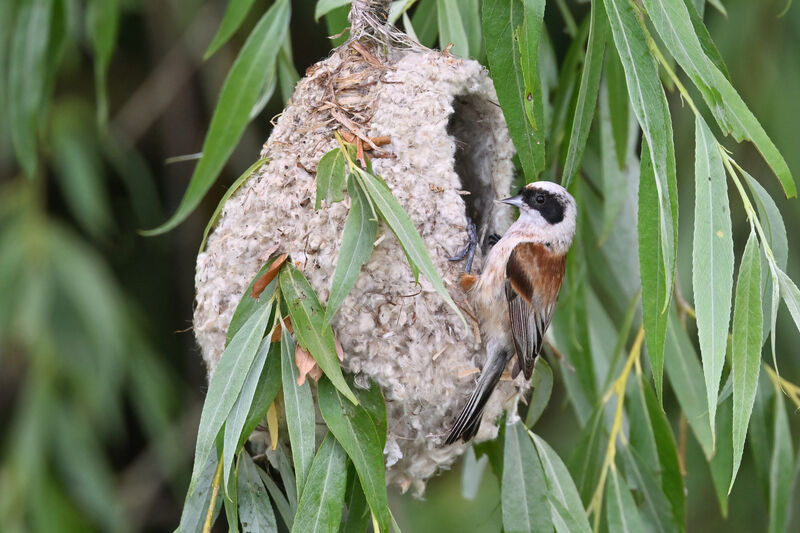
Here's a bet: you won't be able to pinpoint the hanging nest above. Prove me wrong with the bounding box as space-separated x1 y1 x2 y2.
193 0 527 495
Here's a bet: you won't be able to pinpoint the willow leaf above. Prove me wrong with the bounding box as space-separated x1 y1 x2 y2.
562 0 606 188
437 0 468 57
502 423 551 533
693 117 734 443
238 453 278 532
642 0 795 197
604 0 678 313
144 0 290 235
204 0 256 59
518 0 546 175
525 357 553 427
768 392 794 533
315 148 347 210
531 433 591 531
324 177 377 324
281 326 315 501
280 264 357 404
291 433 348 533
606 466 646 533
730 232 763 492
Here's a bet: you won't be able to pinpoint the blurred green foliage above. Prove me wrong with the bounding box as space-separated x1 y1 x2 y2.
1 0 800 531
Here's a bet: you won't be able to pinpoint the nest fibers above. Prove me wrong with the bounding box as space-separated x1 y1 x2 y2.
193 36 527 494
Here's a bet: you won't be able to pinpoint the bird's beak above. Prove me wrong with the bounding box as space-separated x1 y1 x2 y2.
499 194 524 209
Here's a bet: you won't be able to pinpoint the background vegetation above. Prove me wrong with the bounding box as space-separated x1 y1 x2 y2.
1 0 799 531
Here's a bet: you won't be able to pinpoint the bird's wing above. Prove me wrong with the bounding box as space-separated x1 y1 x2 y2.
505 242 566 379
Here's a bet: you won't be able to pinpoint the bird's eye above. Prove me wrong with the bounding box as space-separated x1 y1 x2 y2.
535 194 545 204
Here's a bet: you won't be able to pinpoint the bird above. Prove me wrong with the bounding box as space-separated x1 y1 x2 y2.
444 181 577 444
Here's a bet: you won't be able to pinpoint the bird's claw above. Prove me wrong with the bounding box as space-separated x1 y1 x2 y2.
448 220 478 274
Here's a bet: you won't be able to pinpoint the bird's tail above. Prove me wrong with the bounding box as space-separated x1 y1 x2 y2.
444 350 509 444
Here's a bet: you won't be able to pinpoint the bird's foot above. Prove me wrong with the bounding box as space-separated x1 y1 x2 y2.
449 219 478 274
487 233 501 248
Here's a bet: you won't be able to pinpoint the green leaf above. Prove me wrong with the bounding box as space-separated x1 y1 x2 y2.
437 0 468 57
597 80 629 242
8 0 53 177
410 0 438 48
461 446 489 501
663 313 714 459
324 4 350 48
620 446 680 533
709 392 733 516
549 496 590 533
768 390 794 533
748 372 774 501
279 263 358 403
458 0 482 59
324 177 377 324
681 0 730 79
239 342 282 449
187 301 272 497
177 453 220 533
604 0 678 316
225 454 240 533
730 231 763 492
86 0 119 124
502 422 552 533
200 158 267 253
355 168 465 328
315 0 349 21
483 0 542 181
281 325 316 501
693 117 734 443
277 34 299 103
269 444 298 511
641 0 796 198
562 0 606 188
606 466 647 533
525 357 553 427
350 377 387 448
49 104 113 238
743 172 788 271
342 464 371 533
238 453 278 533
531 432 592 532
291 433 349 533
638 145 671 402
605 42 629 169
258 466 295 529
223 336 273 492
777 268 800 342
640 376 685 528
318 377 389 533
226 257 279 345
144 0 290 235
315 149 348 210
567 406 606 506
517 0 546 175
204 0 257 59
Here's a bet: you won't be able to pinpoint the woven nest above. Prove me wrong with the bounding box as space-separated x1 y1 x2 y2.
193 31 527 494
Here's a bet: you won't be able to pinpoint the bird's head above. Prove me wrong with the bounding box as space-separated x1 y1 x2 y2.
499 181 577 245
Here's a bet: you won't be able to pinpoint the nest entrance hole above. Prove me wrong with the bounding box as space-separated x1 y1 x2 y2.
447 94 501 245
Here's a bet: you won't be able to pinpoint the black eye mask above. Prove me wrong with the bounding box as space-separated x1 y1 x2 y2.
520 188 566 224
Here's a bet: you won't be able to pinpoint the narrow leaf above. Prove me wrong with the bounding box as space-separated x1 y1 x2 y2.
315 0 350 21
86 0 119 124
204 0 257 59
638 145 670 401
663 313 714 459
187 302 272 496
410 0 438 48
517 0 546 174
642 0 796 197
177 453 219 533
281 325 316 501
437 0 468 57
461 446 489 501
144 0 290 235
768 391 794 533
606 466 646 533
525 357 553 427
693 116 734 442
342 464 371 533
620 447 680 533
318 378 389 533
315 149 348 210
709 393 733 516
280 263 358 404
324 177 377 323
605 42 629 169
291 433 349 533
8 0 53 177
604 0 678 315
223 336 273 491
238 453 278 533
502 423 552 533
356 168 465 328
731 232 763 492
483 0 542 180
258 467 295 529
531 433 592 531
227 257 279 345
562 0 606 187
